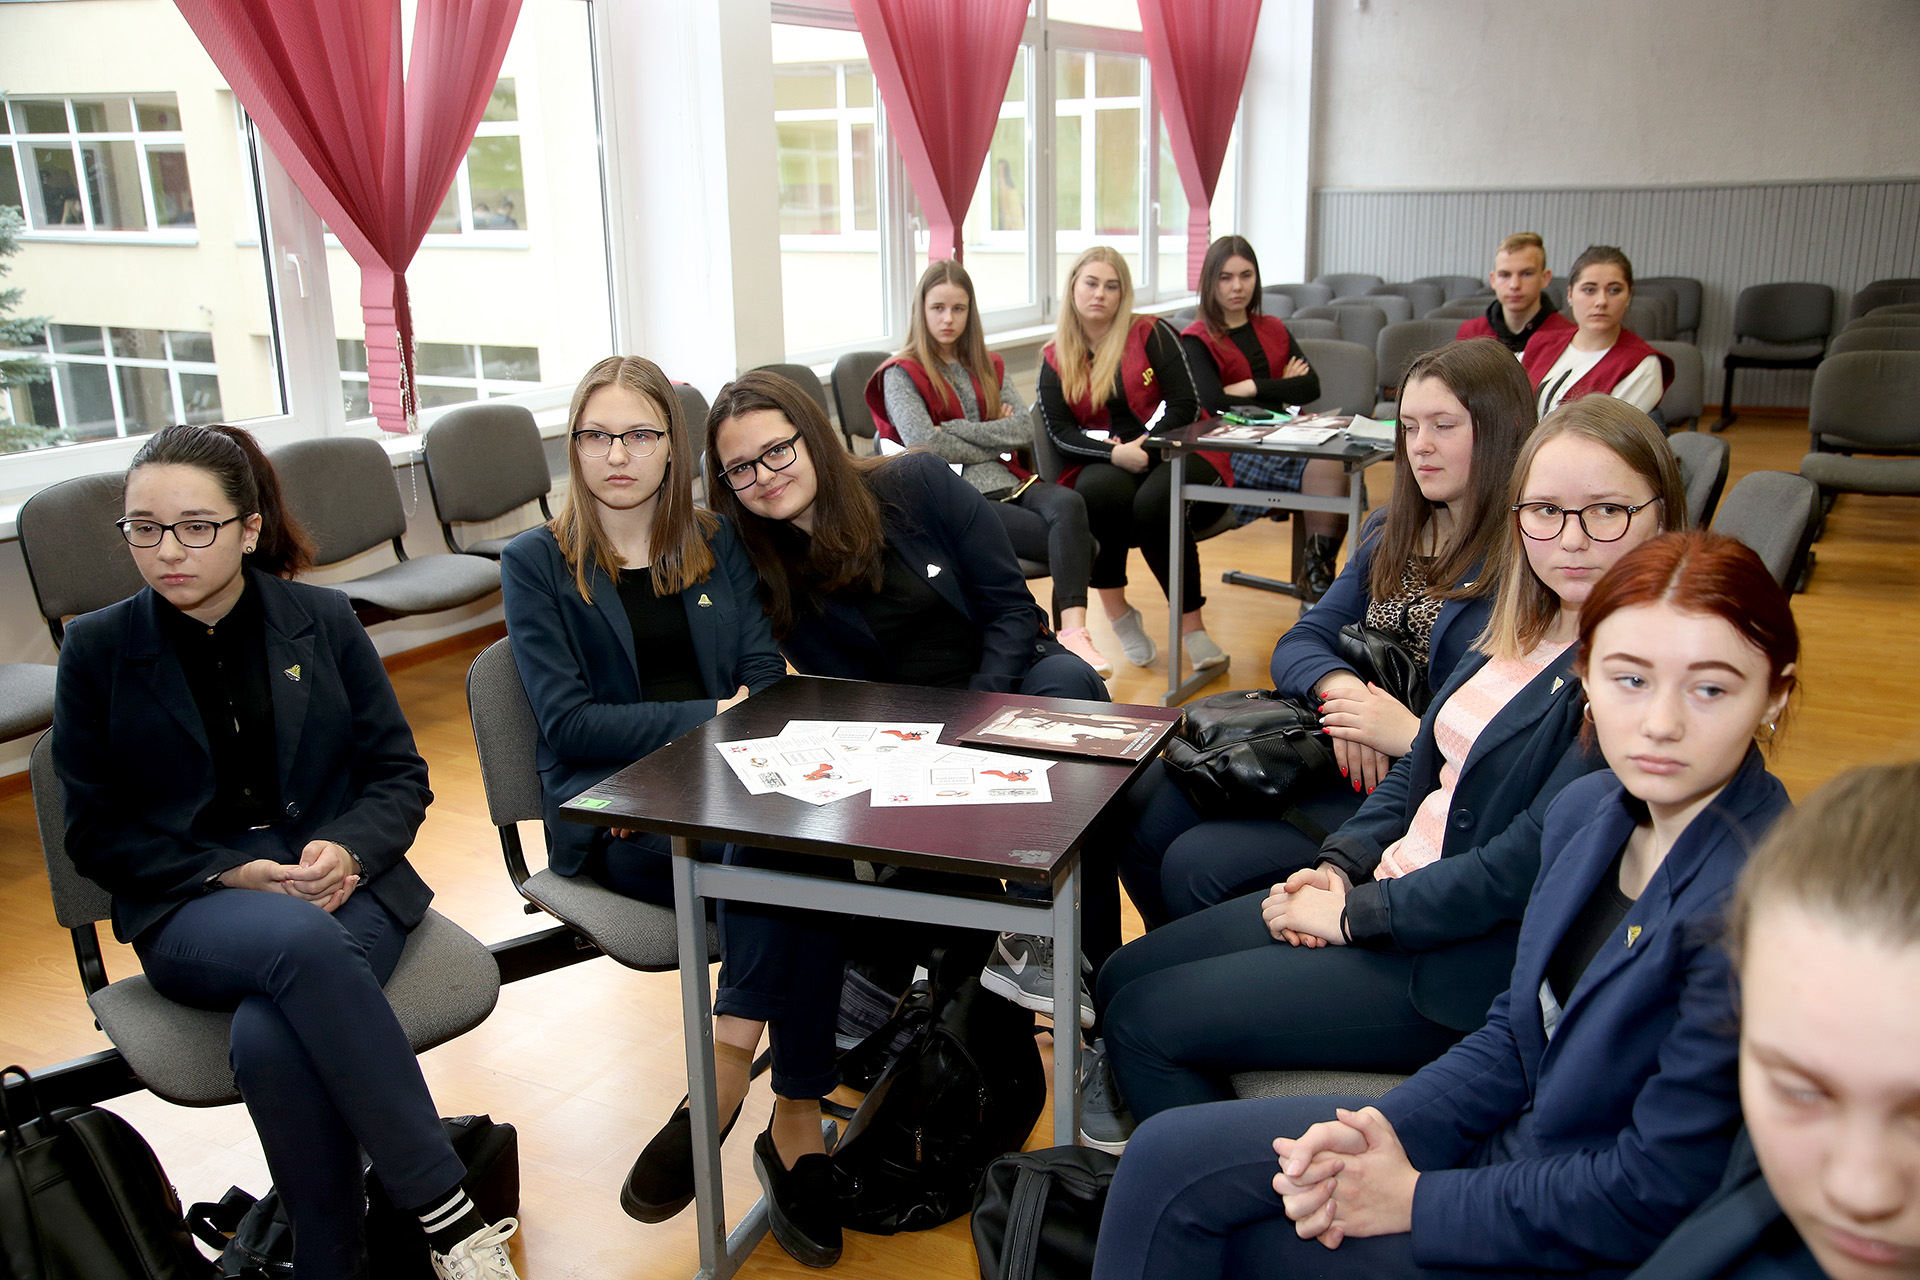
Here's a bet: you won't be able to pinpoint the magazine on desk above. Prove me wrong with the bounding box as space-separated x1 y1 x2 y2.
1200 414 1346 447
958 707 1168 761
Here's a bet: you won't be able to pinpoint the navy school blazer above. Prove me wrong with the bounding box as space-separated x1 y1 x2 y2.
1317 641 1603 1031
500 519 787 878
1627 1131 1824 1280
1381 751 1791 1274
1268 510 1491 699
52 570 434 943
775 450 1072 695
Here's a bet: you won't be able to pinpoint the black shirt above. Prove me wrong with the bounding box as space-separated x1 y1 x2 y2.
1481 299 1561 355
855 549 981 688
615 570 706 702
1182 322 1322 416
155 582 282 833
1545 844 1637 1007
1036 319 1200 460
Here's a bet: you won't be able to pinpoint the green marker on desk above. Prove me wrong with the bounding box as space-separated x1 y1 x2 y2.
574 798 612 810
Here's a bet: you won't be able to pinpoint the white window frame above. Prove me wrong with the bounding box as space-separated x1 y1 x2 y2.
3 92 199 245
338 339 545 419
23 324 223 441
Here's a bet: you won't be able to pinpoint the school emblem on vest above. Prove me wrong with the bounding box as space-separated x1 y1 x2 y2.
1142 367 1155 386
283 664 301 682
697 594 712 607
1626 925 1642 947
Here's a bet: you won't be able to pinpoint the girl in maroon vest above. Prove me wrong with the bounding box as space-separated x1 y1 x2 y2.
1181 235 1352 601
864 261 1110 677
1523 244 1675 417
1038 246 1227 672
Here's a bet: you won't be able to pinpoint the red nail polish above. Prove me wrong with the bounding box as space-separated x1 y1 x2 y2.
1339 767 1348 777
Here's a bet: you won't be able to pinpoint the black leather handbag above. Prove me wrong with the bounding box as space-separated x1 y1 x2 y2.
0 1065 212 1280
970 1145 1118 1280
1335 621 1433 715
1160 689 1338 822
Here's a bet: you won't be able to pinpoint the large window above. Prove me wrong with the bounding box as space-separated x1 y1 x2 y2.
337 339 542 420
4 93 196 237
9 323 221 442
426 79 529 238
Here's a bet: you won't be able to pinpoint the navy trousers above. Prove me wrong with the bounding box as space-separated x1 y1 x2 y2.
136 889 464 1280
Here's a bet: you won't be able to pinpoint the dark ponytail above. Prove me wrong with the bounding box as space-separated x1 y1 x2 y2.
128 424 316 577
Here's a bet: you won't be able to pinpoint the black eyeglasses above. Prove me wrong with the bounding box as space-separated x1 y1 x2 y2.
573 428 667 459
116 515 243 549
719 432 804 492
1512 499 1660 543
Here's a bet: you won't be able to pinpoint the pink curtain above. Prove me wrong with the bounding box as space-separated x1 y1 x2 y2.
174 0 523 432
851 0 1027 264
1140 0 1263 290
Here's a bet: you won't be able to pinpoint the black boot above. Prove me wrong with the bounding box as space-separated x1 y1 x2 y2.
753 1127 843 1267
1301 534 1343 603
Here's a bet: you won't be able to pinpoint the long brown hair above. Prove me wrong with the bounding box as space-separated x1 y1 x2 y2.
128 423 315 577
1366 338 1535 602
547 355 716 603
900 259 1003 420
1196 235 1263 338
704 370 890 637
1052 246 1136 406
1477 395 1688 660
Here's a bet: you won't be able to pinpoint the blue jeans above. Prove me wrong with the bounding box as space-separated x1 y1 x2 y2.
136 889 464 1280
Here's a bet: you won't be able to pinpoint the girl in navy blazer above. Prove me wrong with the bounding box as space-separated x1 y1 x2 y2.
500 357 844 1267
1088 397 1691 1147
1114 338 1536 926
52 425 520 1280
1093 530 1800 1280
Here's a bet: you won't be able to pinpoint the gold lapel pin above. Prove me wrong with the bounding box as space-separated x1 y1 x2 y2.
283 664 301 682
697 594 712 607
1626 925 1642 947
1551 676 1563 693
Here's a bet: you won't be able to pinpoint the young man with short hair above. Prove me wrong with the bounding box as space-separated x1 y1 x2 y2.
1456 232 1572 354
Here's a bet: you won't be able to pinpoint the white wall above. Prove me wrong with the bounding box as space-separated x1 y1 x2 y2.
1313 0 1920 191
1238 0 1317 281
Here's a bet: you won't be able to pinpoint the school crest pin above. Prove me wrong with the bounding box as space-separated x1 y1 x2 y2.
1551 676 1563 693
1626 925 1642 947
927 563 942 578
283 664 301 682
697 594 712 607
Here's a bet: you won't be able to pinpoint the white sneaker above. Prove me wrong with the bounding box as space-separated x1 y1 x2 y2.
431 1218 521 1280
1183 631 1227 671
1108 606 1158 667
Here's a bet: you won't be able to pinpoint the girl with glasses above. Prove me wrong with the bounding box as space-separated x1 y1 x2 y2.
1094 529 1797 1280
500 357 846 1267
866 260 1111 677
1523 244 1676 416
1082 397 1687 1152
52 424 521 1280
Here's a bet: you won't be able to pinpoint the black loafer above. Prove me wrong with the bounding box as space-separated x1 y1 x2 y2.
752 1128 843 1268
619 1096 742 1223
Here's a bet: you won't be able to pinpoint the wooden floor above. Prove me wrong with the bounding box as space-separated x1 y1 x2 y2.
2 412 1916 1278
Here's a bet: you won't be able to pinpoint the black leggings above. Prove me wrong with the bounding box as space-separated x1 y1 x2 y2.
1072 455 1224 616
992 480 1093 622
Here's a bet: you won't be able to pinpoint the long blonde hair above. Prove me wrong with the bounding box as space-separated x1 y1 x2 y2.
900 260 1003 420
1053 246 1136 407
547 355 717 603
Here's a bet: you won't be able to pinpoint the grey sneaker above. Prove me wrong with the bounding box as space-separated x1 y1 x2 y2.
1183 630 1227 671
1077 1039 1135 1154
1108 606 1158 667
980 932 1095 1029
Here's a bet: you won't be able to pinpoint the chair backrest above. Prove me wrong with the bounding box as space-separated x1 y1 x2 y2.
673 383 711 461
270 436 408 567
1733 282 1834 344
750 363 831 421
1829 327 1920 355
1312 272 1384 298
1543 277 1567 313
830 350 890 444
465 637 546 829
1375 320 1462 396
30 732 113 929
1649 340 1705 430
17 472 148 646
1296 303 1387 351
1265 282 1332 310
1848 280 1920 321
421 402 550 532
1333 293 1411 324
1428 298 1489 321
1808 350 1920 451
1845 313 1920 331
1295 338 1377 416
1414 274 1486 303
1668 430 1730 527
1168 306 1199 328
1710 471 1820 589
1255 291 1294 319
1368 281 1444 319
1281 316 1339 342
1867 303 1920 318
1027 405 1070 484
1638 276 1703 336
1624 291 1674 341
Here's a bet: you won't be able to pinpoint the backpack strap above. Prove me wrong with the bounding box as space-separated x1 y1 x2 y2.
999 1162 1055 1280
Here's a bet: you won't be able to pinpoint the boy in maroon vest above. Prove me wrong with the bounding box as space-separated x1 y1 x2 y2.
1456 232 1572 355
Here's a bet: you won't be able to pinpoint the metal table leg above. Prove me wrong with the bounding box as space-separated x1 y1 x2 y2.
1161 452 1227 706
1049 859 1083 1147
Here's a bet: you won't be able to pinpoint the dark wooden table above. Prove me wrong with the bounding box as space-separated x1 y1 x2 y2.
562 675 1179 1280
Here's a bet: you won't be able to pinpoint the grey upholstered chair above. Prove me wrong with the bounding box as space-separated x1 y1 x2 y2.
1624 290 1675 341
1264 283 1332 311
1168 306 1199 328
1375 319 1463 405
1414 275 1486 303
1639 276 1704 342
420 402 552 558
1668 430 1730 526
1650 340 1706 433
750 362 832 424
1844 314 1920 333
1848 280 1920 321
673 383 711 504
1233 1069 1406 1101
1295 304 1388 353
465 638 714 970
270 436 501 625
1544 277 1567 314
1368 281 1445 320
17 472 148 647
1712 283 1834 431
1428 298 1491 321
830 350 889 451
1333 292 1412 325
1295 338 1378 417
1710 472 1821 592
1281 317 1339 342
1866 304 1920 318
1312 272 1384 299
1829 327 1920 355
1255 292 1294 319
30 731 501 1106
1799 351 1920 538
0 664 58 742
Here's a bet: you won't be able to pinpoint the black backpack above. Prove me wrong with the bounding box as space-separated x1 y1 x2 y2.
830 960 1045 1235
971 1146 1118 1280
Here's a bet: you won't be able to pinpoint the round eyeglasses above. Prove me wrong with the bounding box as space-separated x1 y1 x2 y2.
1512 499 1660 543
719 433 803 491
573 428 667 459
116 515 243 549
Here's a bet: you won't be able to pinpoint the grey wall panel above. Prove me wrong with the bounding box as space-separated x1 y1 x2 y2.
1313 180 1920 408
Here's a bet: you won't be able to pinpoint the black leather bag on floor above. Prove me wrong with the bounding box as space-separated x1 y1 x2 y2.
970 1146 1118 1280
0 1065 213 1280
